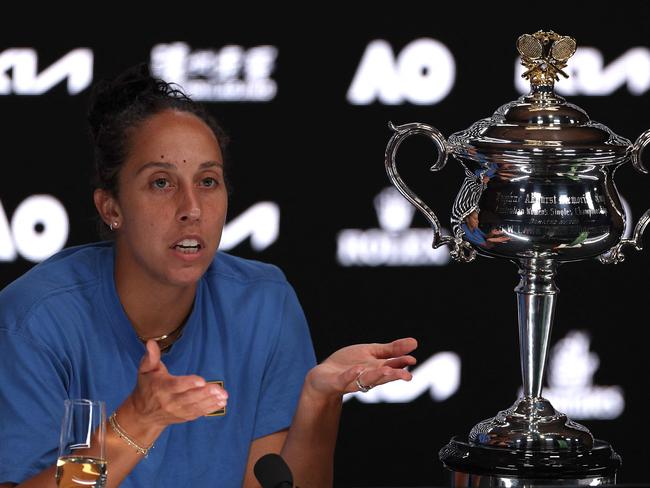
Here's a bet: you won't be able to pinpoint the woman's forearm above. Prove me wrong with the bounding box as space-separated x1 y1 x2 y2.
282 372 343 488
3 466 57 488
100 396 166 487
10 396 165 488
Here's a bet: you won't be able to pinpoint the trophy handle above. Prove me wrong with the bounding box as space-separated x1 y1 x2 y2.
599 128 650 264
385 121 476 262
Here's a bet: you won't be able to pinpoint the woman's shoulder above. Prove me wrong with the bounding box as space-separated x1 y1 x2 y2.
204 252 289 286
0 242 112 330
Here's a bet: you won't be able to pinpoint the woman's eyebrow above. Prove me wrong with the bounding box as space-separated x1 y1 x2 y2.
135 160 223 175
136 161 176 175
199 161 223 170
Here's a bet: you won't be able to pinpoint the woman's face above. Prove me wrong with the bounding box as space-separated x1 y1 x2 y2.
106 109 227 289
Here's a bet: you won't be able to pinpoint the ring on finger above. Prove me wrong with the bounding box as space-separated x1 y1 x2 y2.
355 371 374 393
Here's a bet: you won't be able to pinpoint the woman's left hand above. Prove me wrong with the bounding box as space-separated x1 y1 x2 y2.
304 337 418 398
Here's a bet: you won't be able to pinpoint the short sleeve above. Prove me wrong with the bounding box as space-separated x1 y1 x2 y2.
252 284 316 440
0 328 68 484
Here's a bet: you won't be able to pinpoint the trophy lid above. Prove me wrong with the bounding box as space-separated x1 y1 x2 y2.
448 30 631 165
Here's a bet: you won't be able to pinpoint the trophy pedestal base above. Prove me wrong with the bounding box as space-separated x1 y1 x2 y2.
440 436 621 487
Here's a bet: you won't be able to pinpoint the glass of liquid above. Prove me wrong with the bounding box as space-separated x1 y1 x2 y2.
55 399 107 488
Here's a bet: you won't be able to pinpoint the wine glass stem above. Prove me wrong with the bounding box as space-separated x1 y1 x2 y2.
515 257 558 399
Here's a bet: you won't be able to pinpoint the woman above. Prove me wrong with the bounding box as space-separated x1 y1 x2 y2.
0 65 417 487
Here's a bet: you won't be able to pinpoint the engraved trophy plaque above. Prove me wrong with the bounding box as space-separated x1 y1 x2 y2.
384 31 650 486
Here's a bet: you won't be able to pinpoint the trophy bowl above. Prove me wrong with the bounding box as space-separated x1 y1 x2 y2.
385 30 650 487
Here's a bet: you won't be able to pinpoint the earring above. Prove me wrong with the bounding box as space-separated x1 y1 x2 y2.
109 221 119 231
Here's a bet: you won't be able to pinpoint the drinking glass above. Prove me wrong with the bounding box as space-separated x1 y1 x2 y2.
55 399 107 488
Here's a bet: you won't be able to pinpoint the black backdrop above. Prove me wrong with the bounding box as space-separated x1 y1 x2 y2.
2 5 649 486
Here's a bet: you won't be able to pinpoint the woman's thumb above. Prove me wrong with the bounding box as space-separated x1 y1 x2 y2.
139 340 162 374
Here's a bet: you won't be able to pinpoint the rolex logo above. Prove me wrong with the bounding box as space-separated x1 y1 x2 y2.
374 187 416 233
337 187 450 267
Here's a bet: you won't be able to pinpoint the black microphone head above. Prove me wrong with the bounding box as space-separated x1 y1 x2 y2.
253 453 293 488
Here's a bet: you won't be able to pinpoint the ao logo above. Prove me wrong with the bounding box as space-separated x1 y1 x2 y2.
219 202 280 251
515 46 650 95
347 38 456 105
0 196 69 263
0 48 93 95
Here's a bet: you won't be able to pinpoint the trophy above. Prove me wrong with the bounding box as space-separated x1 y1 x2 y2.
384 31 650 486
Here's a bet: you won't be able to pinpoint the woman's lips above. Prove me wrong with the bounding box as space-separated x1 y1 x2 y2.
173 238 202 253
170 236 207 260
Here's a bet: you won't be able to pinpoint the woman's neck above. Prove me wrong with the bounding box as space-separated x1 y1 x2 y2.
113 259 197 340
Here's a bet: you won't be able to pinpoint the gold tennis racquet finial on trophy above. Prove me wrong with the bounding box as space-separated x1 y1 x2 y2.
517 30 576 90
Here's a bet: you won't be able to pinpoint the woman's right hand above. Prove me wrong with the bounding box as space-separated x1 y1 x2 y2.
122 340 228 434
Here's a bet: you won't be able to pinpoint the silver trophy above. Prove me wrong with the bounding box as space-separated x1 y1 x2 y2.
385 31 650 487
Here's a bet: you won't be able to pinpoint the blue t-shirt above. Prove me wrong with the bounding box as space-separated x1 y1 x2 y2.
0 242 316 487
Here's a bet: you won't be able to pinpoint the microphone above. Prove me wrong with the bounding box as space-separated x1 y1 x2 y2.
253 453 294 488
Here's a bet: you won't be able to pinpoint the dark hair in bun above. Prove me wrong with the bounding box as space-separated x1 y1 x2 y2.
88 62 229 196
